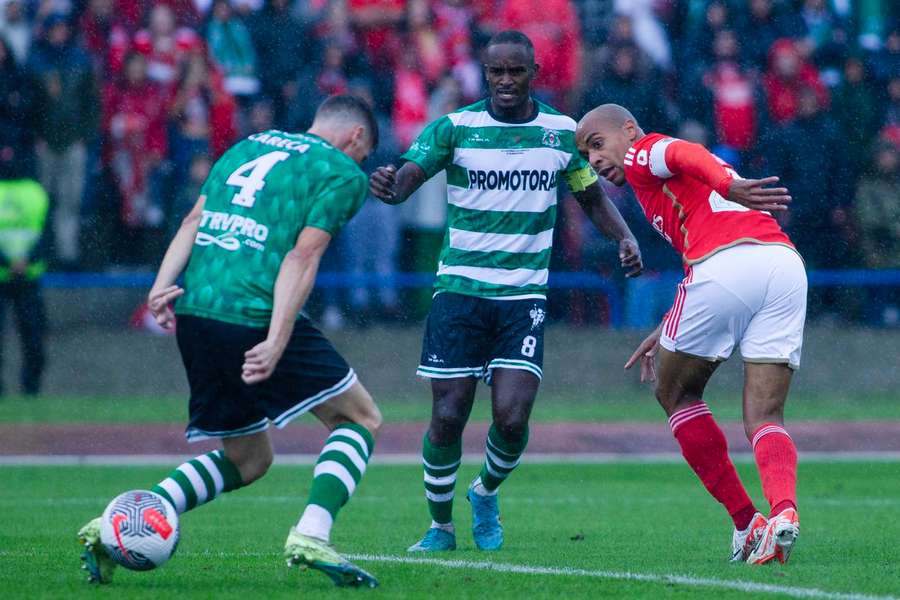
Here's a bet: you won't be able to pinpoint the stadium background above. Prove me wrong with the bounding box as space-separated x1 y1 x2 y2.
2 1 900 598
0 0 896 393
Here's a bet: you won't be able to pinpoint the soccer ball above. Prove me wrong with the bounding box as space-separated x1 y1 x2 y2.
100 490 180 570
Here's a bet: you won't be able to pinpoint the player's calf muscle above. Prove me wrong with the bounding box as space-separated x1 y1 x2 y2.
742 362 792 438
223 443 273 484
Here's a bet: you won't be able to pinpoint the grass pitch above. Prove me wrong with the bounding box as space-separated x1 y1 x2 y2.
2 391 900 424
1 461 899 599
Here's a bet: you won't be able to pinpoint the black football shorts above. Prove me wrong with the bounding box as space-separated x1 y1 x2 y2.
176 314 356 442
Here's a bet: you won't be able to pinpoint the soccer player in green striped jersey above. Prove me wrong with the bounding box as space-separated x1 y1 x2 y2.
370 31 643 552
78 96 382 588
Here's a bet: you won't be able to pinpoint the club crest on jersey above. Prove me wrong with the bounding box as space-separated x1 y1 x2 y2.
409 140 432 154
529 306 545 330
541 129 561 148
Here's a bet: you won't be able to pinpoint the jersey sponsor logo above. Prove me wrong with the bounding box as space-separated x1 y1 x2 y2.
467 169 558 191
196 210 269 252
541 128 561 148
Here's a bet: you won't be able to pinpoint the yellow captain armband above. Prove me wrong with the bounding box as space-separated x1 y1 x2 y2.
562 165 599 193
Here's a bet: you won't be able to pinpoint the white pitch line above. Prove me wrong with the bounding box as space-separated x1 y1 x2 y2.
6 493 900 510
2 451 900 466
346 554 900 600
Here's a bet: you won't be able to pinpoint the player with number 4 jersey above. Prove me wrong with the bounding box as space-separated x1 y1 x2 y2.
78 96 383 588
576 104 804 566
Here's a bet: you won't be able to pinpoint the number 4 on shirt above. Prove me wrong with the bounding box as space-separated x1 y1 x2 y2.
226 151 292 208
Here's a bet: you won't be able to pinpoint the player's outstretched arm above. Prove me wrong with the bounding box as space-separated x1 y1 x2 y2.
664 141 791 211
241 226 331 384
369 162 427 205
147 195 206 329
574 182 643 277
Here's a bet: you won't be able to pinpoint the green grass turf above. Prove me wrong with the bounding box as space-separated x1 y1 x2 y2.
2 391 899 424
1 462 898 599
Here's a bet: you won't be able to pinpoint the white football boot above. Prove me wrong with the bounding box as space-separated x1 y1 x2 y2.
747 507 799 565
731 512 768 562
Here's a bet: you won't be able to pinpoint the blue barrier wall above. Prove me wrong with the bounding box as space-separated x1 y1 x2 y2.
42 269 900 328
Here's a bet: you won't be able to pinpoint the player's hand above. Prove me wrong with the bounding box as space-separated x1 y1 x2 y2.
147 284 184 330
624 325 661 383
241 338 285 385
369 165 398 201
728 176 791 212
619 238 643 278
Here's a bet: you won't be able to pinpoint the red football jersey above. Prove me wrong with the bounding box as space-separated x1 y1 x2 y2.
624 133 794 265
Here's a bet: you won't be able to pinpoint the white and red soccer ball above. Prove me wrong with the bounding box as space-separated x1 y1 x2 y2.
100 490 180 570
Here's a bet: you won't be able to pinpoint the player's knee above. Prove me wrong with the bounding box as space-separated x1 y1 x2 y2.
654 385 700 416
429 408 467 445
493 417 528 444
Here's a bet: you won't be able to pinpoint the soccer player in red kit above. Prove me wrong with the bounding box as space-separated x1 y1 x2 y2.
576 104 804 565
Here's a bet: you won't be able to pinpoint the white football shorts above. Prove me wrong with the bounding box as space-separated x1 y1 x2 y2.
660 243 807 369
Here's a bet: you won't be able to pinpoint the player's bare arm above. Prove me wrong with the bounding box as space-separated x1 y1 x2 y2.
573 182 643 277
241 226 332 384
369 161 427 204
147 195 206 329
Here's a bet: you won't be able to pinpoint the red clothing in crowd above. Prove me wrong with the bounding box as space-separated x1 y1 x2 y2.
624 133 793 265
103 78 170 226
348 0 405 69
393 66 428 148
168 60 238 159
499 0 581 97
433 0 475 67
763 39 829 124
704 62 757 150
103 81 168 158
113 1 200 30
107 26 201 87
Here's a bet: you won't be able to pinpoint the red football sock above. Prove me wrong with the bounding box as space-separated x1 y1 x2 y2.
669 402 757 530
751 423 798 517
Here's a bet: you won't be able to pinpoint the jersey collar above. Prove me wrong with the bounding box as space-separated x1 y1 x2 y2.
485 97 540 125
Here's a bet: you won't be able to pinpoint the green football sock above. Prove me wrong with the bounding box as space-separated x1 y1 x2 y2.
151 450 243 514
478 423 529 492
422 433 462 526
297 423 374 542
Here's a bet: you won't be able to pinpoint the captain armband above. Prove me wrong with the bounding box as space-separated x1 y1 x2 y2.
562 165 599 193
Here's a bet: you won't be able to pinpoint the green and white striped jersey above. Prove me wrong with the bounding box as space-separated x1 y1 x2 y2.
401 99 597 299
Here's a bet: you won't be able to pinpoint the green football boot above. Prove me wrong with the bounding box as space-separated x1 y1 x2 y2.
78 517 117 584
284 528 378 588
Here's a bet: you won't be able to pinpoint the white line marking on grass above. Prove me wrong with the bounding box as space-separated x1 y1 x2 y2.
2 451 900 466
346 554 899 600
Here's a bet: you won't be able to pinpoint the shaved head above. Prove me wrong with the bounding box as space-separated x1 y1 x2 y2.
577 104 639 135
575 104 644 187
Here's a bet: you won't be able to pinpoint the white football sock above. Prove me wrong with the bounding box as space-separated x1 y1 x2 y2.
296 504 333 543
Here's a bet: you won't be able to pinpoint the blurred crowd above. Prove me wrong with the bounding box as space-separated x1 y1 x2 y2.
0 0 898 327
